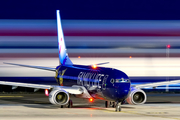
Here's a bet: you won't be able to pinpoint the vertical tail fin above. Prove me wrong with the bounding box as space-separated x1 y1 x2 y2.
56 10 73 65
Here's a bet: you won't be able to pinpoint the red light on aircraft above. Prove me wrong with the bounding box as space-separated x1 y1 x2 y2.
78 56 81 58
89 98 94 102
92 64 97 69
167 45 170 48
45 89 49 96
129 56 132 58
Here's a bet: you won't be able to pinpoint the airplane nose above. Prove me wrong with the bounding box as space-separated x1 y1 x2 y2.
102 82 130 101
115 82 130 100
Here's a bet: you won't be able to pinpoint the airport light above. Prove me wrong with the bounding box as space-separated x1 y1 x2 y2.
167 44 170 48
129 56 132 58
166 44 170 92
78 56 81 58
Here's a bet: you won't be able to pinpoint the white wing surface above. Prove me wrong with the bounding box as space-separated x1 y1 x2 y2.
0 81 52 89
0 81 83 95
134 79 180 88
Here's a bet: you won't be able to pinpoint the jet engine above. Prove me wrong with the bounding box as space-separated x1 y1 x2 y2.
49 89 69 105
126 87 147 105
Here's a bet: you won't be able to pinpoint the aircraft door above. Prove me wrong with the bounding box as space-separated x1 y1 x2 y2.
102 79 106 90
102 75 109 90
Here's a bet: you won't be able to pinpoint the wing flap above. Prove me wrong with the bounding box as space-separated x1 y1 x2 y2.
134 80 180 88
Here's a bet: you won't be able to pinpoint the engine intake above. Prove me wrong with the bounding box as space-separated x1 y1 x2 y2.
126 87 147 105
49 89 69 105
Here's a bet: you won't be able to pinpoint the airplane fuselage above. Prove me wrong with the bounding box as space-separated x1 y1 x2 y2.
55 65 131 102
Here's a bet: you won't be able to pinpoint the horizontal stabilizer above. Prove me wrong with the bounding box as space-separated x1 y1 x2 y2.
4 62 56 72
95 62 109 65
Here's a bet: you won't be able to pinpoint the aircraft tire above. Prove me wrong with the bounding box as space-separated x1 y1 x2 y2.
115 102 121 112
105 101 109 108
110 102 115 108
68 100 73 108
115 105 121 112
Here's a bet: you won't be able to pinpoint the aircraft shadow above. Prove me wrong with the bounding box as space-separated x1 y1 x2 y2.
0 97 135 109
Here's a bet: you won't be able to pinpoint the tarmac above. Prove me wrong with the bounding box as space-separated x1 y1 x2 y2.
0 93 179 120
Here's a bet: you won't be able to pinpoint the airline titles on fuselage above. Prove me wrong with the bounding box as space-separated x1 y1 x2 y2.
77 72 109 90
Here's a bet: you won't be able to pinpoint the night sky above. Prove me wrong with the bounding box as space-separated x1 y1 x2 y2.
1 0 180 20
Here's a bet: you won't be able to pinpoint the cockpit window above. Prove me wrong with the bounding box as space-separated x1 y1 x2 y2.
115 78 129 83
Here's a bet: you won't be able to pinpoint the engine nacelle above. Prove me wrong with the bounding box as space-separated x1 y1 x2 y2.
49 89 69 105
126 87 147 105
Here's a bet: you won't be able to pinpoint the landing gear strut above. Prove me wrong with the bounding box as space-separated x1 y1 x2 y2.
67 99 73 108
115 101 121 112
61 99 73 108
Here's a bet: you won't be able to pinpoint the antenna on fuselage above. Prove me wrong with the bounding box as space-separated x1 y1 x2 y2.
56 10 73 66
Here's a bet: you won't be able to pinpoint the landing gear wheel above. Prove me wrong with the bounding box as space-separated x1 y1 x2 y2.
105 101 116 108
110 102 115 108
61 105 64 108
115 102 121 112
105 101 109 108
67 100 73 108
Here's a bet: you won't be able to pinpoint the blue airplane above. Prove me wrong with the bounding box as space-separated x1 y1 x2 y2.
2 10 180 112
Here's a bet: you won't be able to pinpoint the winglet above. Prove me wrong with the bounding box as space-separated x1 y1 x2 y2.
56 10 73 65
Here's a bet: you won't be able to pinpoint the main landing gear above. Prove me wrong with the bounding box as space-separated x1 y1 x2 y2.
105 101 121 112
105 101 115 108
61 99 73 108
68 99 73 108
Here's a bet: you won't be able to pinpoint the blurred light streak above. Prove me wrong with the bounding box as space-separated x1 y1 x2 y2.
1 57 180 77
1 20 180 36
167 44 171 48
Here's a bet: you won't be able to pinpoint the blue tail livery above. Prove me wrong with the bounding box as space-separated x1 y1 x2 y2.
2 10 180 112
56 10 73 65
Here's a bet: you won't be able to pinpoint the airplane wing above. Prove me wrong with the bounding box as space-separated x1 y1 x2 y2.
3 62 56 71
0 81 52 89
2 63 83 94
0 81 83 94
133 79 180 89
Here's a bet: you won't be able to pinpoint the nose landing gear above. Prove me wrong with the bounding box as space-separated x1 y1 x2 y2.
115 101 121 112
